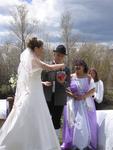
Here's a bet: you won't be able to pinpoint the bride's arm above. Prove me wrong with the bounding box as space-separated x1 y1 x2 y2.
38 59 64 71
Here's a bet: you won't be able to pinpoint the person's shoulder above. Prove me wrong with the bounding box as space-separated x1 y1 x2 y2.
71 73 76 78
86 74 94 83
64 66 70 74
20 48 32 61
65 66 70 70
99 80 104 85
41 70 47 73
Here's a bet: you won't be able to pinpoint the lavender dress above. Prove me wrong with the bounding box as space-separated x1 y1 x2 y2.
61 76 97 150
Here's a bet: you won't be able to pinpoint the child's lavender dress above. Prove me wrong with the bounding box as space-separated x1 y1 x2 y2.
61 76 97 150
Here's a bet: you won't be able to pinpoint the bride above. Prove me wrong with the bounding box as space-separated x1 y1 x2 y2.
0 37 64 150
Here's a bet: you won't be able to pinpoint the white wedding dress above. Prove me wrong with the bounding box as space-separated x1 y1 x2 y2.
0 48 60 150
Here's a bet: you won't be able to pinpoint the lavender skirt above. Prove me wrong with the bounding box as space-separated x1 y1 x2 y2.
61 104 97 150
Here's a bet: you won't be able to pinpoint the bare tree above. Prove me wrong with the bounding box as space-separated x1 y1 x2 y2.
43 32 53 62
60 11 77 66
9 4 39 52
37 24 53 63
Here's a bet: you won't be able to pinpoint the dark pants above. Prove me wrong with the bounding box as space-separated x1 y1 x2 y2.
47 93 64 129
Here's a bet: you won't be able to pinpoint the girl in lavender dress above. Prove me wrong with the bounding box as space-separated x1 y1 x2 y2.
61 60 97 150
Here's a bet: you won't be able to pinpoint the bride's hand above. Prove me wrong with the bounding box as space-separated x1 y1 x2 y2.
60 64 65 70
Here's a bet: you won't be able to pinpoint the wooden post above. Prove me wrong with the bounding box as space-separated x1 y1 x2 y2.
6 97 14 115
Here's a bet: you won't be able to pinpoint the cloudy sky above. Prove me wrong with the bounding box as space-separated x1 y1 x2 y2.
0 0 113 45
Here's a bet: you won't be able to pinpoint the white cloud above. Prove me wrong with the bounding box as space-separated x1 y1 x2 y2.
0 31 9 36
28 0 60 24
0 15 12 25
0 0 22 31
0 0 20 6
0 31 10 42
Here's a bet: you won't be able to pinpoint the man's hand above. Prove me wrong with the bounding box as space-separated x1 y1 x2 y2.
42 81 52 86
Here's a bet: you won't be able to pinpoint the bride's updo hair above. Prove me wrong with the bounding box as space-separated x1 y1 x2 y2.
27 37 43 51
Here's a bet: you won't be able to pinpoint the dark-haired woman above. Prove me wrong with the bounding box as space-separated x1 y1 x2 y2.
88 68 104 110
61 60 97 150
0 37 63 150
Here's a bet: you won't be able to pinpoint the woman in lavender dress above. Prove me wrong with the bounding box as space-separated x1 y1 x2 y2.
61 60 97 150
